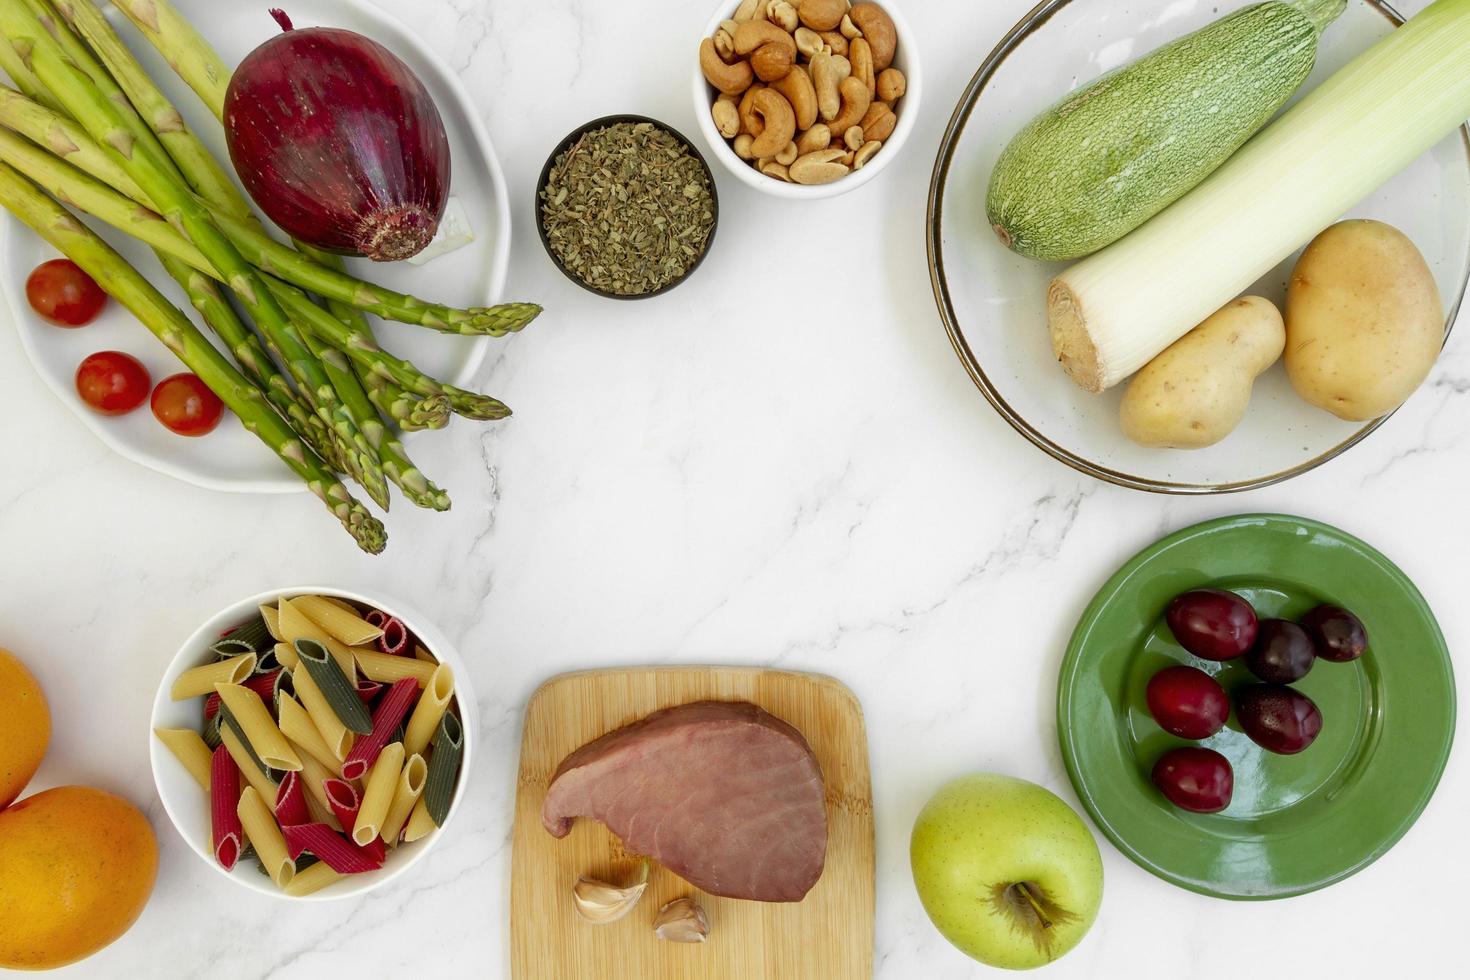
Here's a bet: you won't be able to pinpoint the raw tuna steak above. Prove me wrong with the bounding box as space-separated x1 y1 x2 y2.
541 700 828 902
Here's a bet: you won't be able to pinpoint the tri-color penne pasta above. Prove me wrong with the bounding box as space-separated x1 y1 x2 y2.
154 595 465 895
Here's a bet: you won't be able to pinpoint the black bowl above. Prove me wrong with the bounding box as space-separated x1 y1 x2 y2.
535 114 720 301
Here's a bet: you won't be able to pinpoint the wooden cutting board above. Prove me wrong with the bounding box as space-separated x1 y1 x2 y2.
510 667 875 980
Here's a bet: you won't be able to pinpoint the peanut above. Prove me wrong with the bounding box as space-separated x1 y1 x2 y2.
818 30 848 57
798 127 831 156
860 101 896 142
776 141 800 166
766 0 799 33
733 0 762 22
789 147 850 185
760 160 792 182
876 67 906 102
751 41 794 81
853 139 882 170
810 51 842 122
844 125 865 151
793 26 826 60
839 13 861 39
733 134 756 160
712 98 740 139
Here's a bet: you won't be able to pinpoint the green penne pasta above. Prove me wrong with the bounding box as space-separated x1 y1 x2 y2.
254 647 281 674
295 638 372 735
224 616 274 652
202 710 224 750
424 712 463 826
211 637 256 659
220 705 270 776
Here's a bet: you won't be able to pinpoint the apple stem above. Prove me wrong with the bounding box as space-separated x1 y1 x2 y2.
1015 883 1052 930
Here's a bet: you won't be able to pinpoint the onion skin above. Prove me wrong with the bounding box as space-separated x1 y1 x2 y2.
224 10 450 261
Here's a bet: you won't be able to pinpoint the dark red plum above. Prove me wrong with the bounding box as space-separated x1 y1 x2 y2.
1152 747 1234 813
1146 665 1230 739
1166 589 1258 661
1301 605 1368 663
1246 620 1316 683
1237 685 1323 754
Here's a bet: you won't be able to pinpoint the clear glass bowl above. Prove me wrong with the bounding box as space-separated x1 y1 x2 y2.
927 0 1470 493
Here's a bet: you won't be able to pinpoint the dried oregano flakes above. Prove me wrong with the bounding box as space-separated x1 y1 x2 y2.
540 122 716 297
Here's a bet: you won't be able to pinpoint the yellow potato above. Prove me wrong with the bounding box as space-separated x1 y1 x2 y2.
1286 220 1443 422
1121 296 1285 449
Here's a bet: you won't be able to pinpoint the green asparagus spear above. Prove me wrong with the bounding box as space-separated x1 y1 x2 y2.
0 159 385 553
110 0 230 119
51 0 251 219
0 0 383 501
0 84 147 201
0 124 504 426
158 254 344 472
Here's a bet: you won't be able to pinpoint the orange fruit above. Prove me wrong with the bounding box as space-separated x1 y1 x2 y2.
0 648 49 808
0 786 158 970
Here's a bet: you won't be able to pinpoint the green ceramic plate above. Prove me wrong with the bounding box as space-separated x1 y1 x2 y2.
1058 514 1455 899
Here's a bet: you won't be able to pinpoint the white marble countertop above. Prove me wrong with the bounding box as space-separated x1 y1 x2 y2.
0 0 1465 977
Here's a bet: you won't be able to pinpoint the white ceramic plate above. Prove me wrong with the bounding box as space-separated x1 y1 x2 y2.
149 586 477 901
0 0 510 494
929 0 1470 492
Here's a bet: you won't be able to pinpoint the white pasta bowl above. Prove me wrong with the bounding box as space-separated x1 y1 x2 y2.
148 586 477 901
692 1 922 199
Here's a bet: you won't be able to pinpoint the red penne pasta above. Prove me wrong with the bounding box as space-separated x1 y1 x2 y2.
274 770 309 827
210 746 243 871
355 680 384 705
340 679 417 780
324 778 386 863
244 668 285 705
204 691 222 720
280 822 384 872
377 617 409 655
364 609 388 628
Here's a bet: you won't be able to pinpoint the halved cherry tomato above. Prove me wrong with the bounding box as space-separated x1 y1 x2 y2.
150 373 224 436
27 259 107 327
75 351 150 415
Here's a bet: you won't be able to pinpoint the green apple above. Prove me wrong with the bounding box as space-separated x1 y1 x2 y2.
910 773 1103 970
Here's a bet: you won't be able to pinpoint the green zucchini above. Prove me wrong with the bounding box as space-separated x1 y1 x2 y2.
986 0 1346 261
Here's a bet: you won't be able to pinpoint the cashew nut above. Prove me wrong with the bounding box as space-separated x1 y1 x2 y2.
860 101 896 142
751 42 794 82
818 30 848 57
797 0 846 32
839 13 862 39
793 27 826 60
732 0 762 23
850 38 875 98
733 133 756 160
700 38 754 96
739 84 768 136
775 141 800 166
711 98 740 139
844 125 865 151
771 66 818 131
876 67 906 102
810 51 841 122
849 3 897 70
734 19 795 57
748 89 797 159
853 139 882 170
827 76 872 136
766 0 799 33
789 147 850 185
795 123 831 155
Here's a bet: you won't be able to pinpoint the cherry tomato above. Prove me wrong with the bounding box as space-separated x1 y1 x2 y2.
75 351 150 415
26 259 107 327
150 373 224 436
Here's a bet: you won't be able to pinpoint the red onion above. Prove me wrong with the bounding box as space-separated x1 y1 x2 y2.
224 9 451 261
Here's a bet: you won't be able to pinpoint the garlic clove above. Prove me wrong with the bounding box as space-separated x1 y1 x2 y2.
653 897 711 943
572 860 650 924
